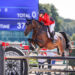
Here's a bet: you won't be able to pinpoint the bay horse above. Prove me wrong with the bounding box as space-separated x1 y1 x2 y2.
24 19 70 56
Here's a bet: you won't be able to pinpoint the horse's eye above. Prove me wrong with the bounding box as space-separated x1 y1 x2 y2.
26 22 29 25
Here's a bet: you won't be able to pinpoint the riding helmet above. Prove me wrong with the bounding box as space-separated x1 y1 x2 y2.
39 9 46 14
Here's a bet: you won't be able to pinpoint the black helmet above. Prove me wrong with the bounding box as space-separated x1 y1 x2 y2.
39 9 46 14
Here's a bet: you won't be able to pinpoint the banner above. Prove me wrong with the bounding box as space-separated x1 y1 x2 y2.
0 0 39 31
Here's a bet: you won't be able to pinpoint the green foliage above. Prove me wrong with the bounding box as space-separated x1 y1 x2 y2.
50 4 61 31
60 19 75 36
29 59 38 67
69 73 75 75
69 49 75 73
71 34 75 41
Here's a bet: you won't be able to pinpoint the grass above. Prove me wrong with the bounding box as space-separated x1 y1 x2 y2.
29 59 38 67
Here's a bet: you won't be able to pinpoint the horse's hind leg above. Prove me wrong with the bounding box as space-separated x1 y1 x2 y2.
58 44 65 56
57 48 60 55
59 48 64 56
62 52 65 56
71 66 75 70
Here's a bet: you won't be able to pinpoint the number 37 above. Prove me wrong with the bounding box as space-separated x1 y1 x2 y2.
17 22 25 29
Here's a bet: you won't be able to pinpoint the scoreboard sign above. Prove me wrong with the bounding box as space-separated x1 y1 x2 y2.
0 0 38 31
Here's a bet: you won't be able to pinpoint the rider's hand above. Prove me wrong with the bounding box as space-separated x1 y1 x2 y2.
39 14 44 18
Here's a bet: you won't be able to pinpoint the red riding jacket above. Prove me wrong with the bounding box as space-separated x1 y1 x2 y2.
39 13 55 26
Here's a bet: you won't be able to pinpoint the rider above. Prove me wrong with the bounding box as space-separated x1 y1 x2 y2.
39 9 55 43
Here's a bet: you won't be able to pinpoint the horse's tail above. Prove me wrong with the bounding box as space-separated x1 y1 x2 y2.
60 32 70 49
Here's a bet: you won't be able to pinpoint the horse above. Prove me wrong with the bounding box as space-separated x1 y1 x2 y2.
24 19 70 56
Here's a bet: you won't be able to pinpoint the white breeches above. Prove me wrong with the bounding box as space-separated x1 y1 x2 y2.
49 23 55 32
47 23 58 40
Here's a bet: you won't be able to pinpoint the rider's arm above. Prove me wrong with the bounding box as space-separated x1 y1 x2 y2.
39 16 42 22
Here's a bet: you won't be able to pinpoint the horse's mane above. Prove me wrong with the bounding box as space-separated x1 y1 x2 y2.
34 20 47 32
35 20 44 26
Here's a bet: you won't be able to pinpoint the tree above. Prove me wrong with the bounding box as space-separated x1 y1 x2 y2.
50 4 61 31
71 33 75 41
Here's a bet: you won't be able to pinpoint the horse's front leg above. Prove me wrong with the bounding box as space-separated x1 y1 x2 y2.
28 38 42 53
35 46 41 53
28 38 36 51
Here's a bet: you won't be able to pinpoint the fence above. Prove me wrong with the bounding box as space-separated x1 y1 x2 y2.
0 44 4 75
5 56 75 73
1 41 75 75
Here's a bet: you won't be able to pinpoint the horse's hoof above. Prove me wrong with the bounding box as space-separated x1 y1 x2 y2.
58 52 60 55
62 52 65 57
28 39 31 42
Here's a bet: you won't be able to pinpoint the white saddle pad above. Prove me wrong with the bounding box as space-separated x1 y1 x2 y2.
47 32 58 40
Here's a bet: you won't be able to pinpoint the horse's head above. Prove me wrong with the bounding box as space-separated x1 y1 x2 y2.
24 19 41 36
24 19 33 36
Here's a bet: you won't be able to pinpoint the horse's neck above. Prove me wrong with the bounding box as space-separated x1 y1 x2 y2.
33 28 40 35
35 20 43 29
33 23 42 32
33 29 38 33
33 20 46 36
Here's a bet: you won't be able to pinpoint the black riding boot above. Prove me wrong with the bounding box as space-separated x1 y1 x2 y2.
47 26 55 43
51 31 55 43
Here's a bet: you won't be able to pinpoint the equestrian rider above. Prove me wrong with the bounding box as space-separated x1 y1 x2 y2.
39 9 55 43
